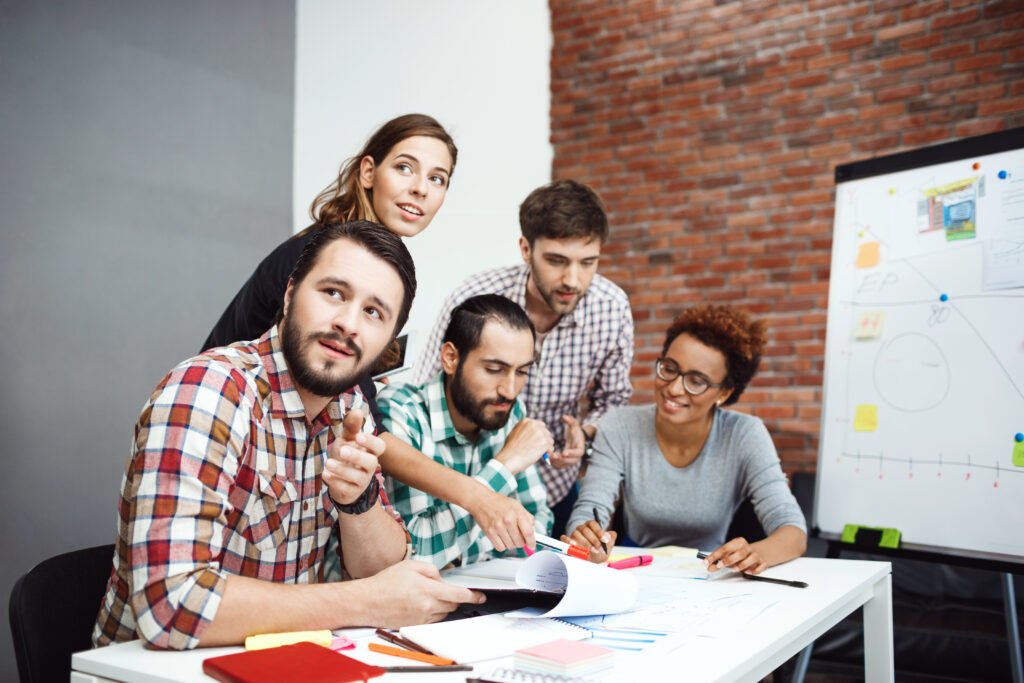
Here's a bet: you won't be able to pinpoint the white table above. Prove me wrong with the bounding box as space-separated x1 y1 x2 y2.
71 556 893 683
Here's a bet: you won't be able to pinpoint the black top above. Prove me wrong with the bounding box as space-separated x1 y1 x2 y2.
202 230 385 430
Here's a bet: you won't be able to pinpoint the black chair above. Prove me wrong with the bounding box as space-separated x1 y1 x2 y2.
9 544 115 683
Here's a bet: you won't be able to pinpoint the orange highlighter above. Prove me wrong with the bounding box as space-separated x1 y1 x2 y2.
608 554 654 570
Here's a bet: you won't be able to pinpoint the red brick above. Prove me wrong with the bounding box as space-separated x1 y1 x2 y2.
931 8 980 30
978 31 1024 52
978 98 1024 116
876 83 924 102
955 54 1005 72
877 20 926 41
879 53 927 71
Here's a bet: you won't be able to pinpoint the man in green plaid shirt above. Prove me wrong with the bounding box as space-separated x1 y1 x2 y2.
379 295 554 569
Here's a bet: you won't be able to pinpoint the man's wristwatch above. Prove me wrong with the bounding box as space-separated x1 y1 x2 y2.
583 430 596 460
334 476 379 515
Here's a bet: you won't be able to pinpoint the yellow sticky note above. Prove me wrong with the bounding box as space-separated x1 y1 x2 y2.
856 242 881 268
245 630 333 651
855 311 884 339
854 405 878 432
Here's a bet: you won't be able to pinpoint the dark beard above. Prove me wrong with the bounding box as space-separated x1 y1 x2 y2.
447 361 514 432
280 312 370 398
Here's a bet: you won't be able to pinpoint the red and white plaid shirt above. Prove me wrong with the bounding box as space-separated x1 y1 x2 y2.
93 325 403 650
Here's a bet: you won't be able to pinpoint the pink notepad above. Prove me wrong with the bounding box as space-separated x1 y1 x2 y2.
514 638 613 676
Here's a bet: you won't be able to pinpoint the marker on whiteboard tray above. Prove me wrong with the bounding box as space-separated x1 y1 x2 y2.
841 524 901 549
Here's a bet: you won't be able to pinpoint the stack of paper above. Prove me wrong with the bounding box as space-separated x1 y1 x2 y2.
514 639 613 677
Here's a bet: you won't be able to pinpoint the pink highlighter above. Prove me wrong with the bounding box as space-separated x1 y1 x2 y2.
607 554 654 570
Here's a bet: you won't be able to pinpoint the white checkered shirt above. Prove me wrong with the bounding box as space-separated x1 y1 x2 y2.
411 264 634 504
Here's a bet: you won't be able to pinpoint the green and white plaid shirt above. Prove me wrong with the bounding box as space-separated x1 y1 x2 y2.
379 372 553 569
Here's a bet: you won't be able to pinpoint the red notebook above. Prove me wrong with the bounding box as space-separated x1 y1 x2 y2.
203 642 385 683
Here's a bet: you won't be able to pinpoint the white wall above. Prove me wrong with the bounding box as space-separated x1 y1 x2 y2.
294 0 552 365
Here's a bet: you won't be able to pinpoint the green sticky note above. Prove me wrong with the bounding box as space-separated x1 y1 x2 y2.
1014 441 1024 468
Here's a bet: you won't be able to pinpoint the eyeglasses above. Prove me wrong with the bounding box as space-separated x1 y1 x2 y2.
655 358 729 396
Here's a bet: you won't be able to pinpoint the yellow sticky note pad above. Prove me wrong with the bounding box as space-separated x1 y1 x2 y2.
245 630 333 651
856 242 881 268
855 311 884 339
1013 441 1024 468
854 405 878 432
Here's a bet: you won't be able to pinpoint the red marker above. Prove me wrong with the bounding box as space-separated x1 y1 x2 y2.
608 555 654 570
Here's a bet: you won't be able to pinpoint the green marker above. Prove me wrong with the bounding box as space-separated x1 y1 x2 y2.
841 524 901 549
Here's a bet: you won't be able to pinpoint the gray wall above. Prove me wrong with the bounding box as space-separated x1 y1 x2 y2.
0 2 295 680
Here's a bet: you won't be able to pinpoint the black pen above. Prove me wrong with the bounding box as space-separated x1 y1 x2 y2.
740 572 808 588
593 506 610 555
374 628 434 655
697 551 807 587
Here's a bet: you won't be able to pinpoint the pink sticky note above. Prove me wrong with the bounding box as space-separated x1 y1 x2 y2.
329 636 355 651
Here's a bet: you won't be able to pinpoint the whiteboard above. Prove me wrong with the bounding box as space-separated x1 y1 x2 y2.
814 129 1024 563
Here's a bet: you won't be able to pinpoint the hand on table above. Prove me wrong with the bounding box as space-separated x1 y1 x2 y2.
704 537 768 574
364 560 485 627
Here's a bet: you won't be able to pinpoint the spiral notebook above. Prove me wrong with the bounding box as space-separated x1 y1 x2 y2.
399 612 590 663
473 668 602 683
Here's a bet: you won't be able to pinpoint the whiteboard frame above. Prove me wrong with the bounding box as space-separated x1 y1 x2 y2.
813 127 1024 571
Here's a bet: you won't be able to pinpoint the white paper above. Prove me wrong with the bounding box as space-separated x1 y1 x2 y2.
441 552 638 618
514 551 638 618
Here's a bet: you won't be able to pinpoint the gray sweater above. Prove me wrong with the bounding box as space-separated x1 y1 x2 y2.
567 405 806 550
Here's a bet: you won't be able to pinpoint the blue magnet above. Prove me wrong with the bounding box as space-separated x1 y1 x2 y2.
1016 433 1024 443
939 293 949 302
998 170 1008 180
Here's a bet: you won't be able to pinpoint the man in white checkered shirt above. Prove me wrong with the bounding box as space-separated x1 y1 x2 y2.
383 180 634 538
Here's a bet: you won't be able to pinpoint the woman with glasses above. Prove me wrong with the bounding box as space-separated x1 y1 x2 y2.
564 305 807 574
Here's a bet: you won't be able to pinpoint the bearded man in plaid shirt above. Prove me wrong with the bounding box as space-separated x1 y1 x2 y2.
93 222 482 650
385 180 634 539
379 295 554 569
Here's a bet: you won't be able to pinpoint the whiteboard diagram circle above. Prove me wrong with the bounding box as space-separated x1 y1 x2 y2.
872 333 950 412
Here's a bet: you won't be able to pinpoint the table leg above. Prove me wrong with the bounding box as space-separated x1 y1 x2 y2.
863 573 894 683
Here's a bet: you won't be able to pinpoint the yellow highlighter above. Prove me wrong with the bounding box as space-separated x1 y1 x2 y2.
244 630 334 651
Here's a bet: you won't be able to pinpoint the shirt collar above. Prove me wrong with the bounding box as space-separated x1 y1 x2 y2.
259 324 348 427
425 371 464 445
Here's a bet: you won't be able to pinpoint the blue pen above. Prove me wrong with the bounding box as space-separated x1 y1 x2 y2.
542 452 550 463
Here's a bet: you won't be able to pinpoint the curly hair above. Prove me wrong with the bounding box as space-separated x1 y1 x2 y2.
661 305 767 405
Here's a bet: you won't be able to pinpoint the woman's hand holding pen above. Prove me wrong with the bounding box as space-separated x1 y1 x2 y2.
702 536 768 575
562 521 616 564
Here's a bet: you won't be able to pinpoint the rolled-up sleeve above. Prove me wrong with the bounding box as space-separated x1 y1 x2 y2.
125 364 250 649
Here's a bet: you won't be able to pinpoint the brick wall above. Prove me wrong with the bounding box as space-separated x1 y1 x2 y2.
550 0 1024 472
